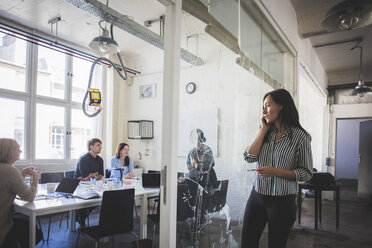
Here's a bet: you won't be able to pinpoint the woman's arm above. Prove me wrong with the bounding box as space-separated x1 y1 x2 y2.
256 166 296 180
12 167 38 202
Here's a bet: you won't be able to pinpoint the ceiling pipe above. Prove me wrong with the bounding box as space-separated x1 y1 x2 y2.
65 0 203 66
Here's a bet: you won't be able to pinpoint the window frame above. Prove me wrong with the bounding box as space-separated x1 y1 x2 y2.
0 35 101 166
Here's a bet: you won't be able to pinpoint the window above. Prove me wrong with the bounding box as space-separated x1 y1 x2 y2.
0 97 25 159
0 33 101 164
37 46 66 99
0 34 27 92
71 109 97 159
35 103 65 159
72 58 92 102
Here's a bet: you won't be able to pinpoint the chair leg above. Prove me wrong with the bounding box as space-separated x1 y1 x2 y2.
47 216 52 243
59 214 63 228
37 217 45 243
75 231 81 248
130 232 139 248
134 203 139 220
67 212 69 228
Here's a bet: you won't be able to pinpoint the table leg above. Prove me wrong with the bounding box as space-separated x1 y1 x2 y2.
70 210 76 232
314 190 319 230
319 190 322 223
140 195 148 239
30 213 36 248
336 187 340 229
297 186 302 224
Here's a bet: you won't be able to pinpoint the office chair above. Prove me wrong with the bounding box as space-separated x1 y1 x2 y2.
105 169 111 179
58 170 75 229
75 189 139 248
147 170 160 214
40 172 65 244
65 170 75 179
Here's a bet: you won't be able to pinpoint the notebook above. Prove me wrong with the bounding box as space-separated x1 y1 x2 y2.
76 188 100 199
55 178 80 196
142 173 160 188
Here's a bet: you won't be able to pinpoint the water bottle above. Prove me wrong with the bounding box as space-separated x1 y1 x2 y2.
90 177 97 188
110 174 115 181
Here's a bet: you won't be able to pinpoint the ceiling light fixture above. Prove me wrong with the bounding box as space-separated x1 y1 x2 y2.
89 20 120 54
321 0 372 31
350 43 372 97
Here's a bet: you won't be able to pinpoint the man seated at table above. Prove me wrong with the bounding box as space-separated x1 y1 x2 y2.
74 138 104 181
74 138 104 226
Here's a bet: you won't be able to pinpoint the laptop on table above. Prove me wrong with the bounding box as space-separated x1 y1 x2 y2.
55 178 80 196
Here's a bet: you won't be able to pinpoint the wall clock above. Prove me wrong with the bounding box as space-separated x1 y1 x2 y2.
186 82 196 94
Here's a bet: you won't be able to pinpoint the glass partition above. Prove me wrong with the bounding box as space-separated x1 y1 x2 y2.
176 0 294 247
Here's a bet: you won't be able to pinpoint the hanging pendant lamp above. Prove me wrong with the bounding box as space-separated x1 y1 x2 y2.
350 43 372 97
89 20 120 55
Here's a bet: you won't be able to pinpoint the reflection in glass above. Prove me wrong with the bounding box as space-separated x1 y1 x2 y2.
0 34 27 92
35 103 65 159
0 98 25 159
37 46 66 99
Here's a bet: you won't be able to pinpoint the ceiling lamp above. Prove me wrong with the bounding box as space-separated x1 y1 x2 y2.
321 0 372 31
350 43 372 97
89 20 120 54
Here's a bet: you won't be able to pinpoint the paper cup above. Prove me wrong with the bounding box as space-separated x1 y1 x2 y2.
107 180 114 190
47 183 55 194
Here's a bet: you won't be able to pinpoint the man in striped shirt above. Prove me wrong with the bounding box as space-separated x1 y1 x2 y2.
241 89 313 248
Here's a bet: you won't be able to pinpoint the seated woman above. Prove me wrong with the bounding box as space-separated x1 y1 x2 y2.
0 138 41 248
110 143 134 179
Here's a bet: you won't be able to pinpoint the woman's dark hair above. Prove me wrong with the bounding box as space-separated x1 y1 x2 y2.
264 89 307 134
115 143 130 167
196 129 206 143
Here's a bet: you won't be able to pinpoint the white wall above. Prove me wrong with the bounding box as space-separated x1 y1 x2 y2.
299 70 327 172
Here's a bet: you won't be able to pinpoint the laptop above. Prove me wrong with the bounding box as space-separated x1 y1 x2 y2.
55 178 80 196
142 173 160 188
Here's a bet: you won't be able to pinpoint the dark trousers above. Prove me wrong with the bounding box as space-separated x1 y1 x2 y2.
241 189 296 248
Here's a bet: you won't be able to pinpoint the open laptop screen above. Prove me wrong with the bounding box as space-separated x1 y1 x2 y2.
55 178 80 194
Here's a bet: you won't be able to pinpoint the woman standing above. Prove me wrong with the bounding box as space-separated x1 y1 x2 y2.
111 143 134 179
0 138 39 248
241 89 313 248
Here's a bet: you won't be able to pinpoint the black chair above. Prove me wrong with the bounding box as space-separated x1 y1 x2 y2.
40 172 65 244
105 169 111 179
147 170 160 213
65 170 75 179
40 172 64 183
75 189 139 248
57 171 76 229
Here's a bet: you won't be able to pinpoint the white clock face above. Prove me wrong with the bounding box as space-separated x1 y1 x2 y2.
186 82 196 94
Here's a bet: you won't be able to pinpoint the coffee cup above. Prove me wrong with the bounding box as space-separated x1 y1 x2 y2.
47 183 55 194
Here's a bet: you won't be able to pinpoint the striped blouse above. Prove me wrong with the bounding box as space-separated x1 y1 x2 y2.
244 126 313 196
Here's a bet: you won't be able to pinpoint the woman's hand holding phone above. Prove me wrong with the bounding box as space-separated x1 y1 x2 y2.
261 114 270 131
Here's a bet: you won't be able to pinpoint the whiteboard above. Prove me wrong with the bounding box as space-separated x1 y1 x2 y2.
178 109 218 157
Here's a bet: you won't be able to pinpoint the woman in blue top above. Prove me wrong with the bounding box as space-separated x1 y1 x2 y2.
110 143 134 179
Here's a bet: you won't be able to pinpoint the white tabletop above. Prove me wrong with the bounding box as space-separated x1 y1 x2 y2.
13 179 159 248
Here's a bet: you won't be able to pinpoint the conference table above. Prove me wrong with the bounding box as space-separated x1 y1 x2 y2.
13 180 159 248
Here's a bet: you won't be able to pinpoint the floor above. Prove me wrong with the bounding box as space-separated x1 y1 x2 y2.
34 182 372 248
